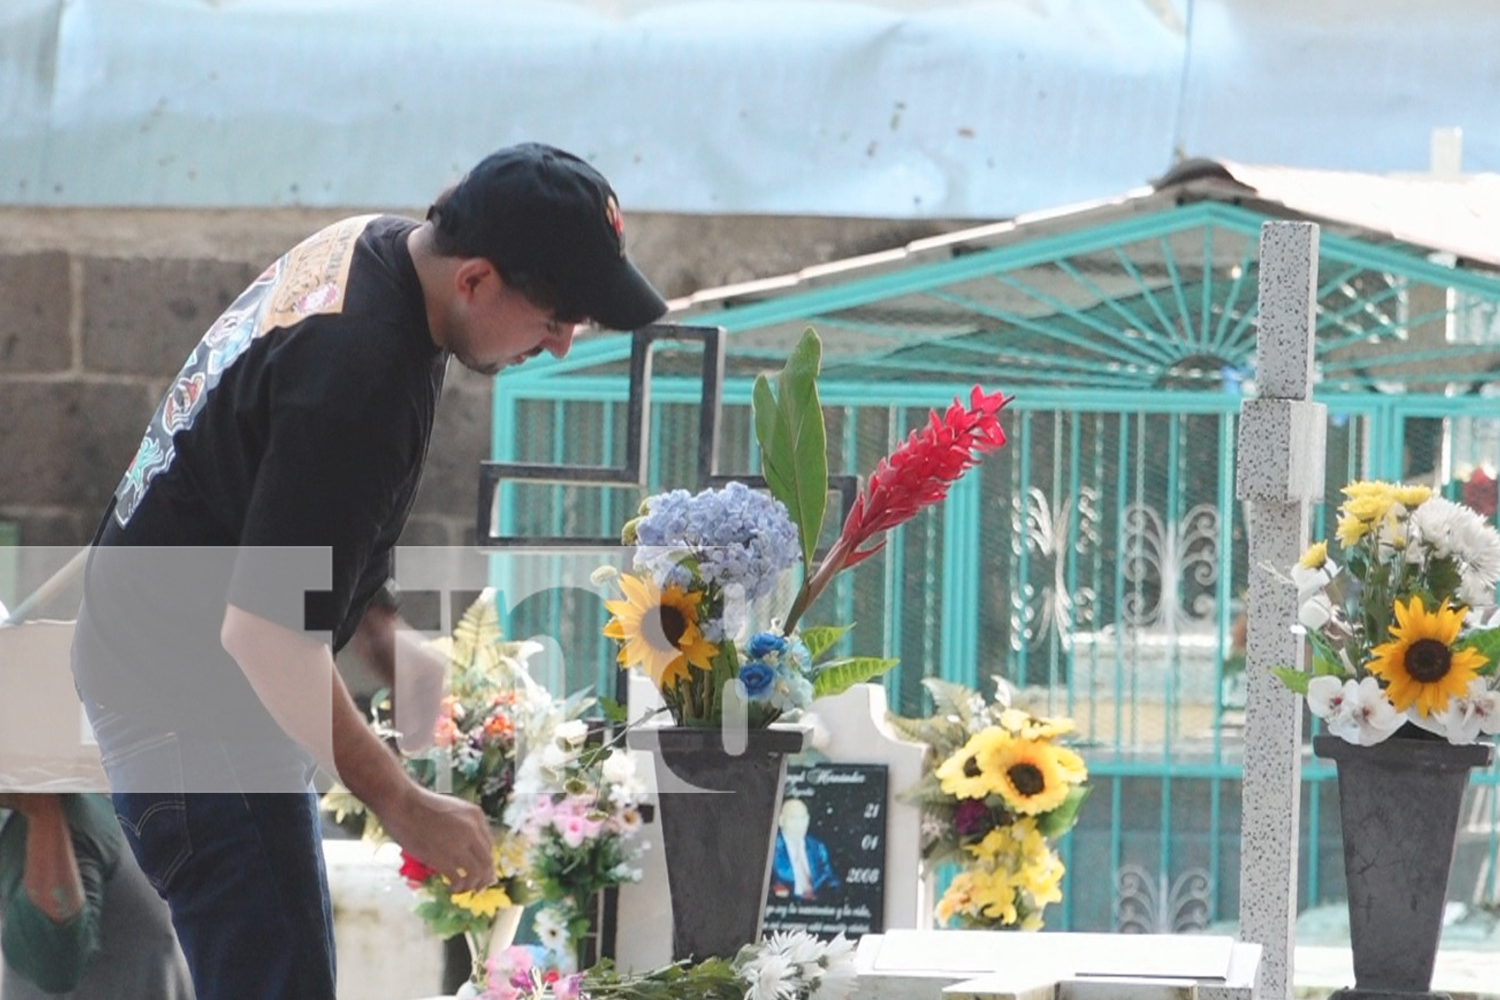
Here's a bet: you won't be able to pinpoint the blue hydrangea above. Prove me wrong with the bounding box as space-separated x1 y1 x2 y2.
632 482 800 601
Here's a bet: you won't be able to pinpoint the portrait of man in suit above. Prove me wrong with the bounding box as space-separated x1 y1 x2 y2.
770 797 841 900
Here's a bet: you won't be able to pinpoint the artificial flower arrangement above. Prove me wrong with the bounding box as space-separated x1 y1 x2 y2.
888 677 1089 930
504 718 650 971
1274 479 1500 746
481 930 856 1000
601 328 1010 726
322 590 589 981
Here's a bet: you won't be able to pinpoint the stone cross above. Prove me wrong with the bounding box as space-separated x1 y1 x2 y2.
1235 221 1326 1000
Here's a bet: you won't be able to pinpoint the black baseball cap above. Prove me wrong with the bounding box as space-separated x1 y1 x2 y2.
428 143 667 331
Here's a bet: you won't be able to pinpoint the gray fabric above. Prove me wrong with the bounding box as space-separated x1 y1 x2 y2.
1 831 192 1000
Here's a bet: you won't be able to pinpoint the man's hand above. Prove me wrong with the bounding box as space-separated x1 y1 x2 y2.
377 785 496 895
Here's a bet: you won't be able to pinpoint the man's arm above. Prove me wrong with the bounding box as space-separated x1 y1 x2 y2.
346 595 448 752
220 604 495 893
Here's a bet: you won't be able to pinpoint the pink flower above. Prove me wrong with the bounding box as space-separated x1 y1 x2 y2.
552 973 585 1000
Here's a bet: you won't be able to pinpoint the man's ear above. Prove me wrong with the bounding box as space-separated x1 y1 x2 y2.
453 258 493 300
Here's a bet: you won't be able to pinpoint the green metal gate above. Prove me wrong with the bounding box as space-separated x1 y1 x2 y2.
488 198 1500 934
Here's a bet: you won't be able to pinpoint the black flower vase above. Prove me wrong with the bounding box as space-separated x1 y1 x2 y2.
628 723 809 961
1314 732 1493 1000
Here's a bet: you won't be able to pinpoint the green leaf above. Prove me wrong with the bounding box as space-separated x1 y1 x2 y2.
752 328 828 569
1271 666 1311 695
799 623 852 660
1036 784 1091 838
1460 627 1500 676
596 696 628 723
812 656 899 699
1306 630 1347 676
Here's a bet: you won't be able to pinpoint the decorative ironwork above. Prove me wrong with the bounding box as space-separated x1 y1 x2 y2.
1120 501 1220 630
1115 863 1213 934
1008 485 1100 651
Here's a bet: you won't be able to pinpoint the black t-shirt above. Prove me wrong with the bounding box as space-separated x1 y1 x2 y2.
74 215 446 735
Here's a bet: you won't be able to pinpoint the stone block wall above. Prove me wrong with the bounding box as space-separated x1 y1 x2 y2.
0 205 963 556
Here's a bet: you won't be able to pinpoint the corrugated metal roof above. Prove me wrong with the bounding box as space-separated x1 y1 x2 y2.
1 0 1496 217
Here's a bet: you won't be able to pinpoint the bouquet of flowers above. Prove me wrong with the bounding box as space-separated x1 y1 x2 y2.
601 328 1010 727
888 677 1089 930
505 718 650 970
322 590 587 976
1273 479 1500 746
482 930 856 1000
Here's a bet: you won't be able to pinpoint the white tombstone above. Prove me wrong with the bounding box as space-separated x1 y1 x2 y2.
1234 221 1325 1000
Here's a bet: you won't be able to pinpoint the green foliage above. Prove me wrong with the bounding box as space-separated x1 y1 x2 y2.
812 656 900 699
752 328 828 571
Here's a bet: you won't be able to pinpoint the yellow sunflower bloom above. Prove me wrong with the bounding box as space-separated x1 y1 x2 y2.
603 573 718 690
936 728 1008 799
1367 595 1487 718
986 734 1072 815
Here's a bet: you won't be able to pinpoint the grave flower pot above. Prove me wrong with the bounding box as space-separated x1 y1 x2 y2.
628 722 808 961
1314 732 1493 1000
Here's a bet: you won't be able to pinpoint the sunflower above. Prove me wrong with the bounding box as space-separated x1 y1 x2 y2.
603 573 718 690
1367 595 1488 717
935 728 1008 800
448 883 513 918
985 734 1073 815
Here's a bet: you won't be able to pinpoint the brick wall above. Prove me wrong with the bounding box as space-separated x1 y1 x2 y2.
0 207 962 555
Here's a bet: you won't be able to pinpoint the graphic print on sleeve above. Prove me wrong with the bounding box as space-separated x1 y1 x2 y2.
112 216 378 527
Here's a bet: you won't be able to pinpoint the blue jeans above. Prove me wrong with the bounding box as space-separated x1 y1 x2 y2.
90 710 336 1000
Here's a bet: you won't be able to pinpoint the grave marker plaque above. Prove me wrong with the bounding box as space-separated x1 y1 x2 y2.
763 761 888 941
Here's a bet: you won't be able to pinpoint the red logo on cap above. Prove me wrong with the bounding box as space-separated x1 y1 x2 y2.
605 195 625 256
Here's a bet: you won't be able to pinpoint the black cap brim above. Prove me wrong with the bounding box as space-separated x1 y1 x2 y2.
585 258 668 331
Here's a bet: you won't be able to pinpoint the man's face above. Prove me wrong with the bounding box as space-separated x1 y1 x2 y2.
780 802 810 838
446 264 578 376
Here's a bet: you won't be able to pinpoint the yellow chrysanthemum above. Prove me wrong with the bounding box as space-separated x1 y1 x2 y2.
998 708 1076 740
987 735 1072 815
936 868 1020 926
1299 541 1329 570
449 884 513 918
935 728 1008 800
1367 595 1487 718
1394 484 1433 508
1336 513 1370 548
603 573 718 690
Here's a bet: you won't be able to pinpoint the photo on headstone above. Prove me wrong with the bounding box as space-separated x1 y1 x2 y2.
763 762 887 941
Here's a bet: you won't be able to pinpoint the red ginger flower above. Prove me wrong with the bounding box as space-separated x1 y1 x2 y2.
781 386 1009 633
838 386 1009 567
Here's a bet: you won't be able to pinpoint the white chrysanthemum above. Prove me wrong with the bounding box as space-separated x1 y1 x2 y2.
1410 496 1462 555
740 951 797 1000
1453 509 1500 595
